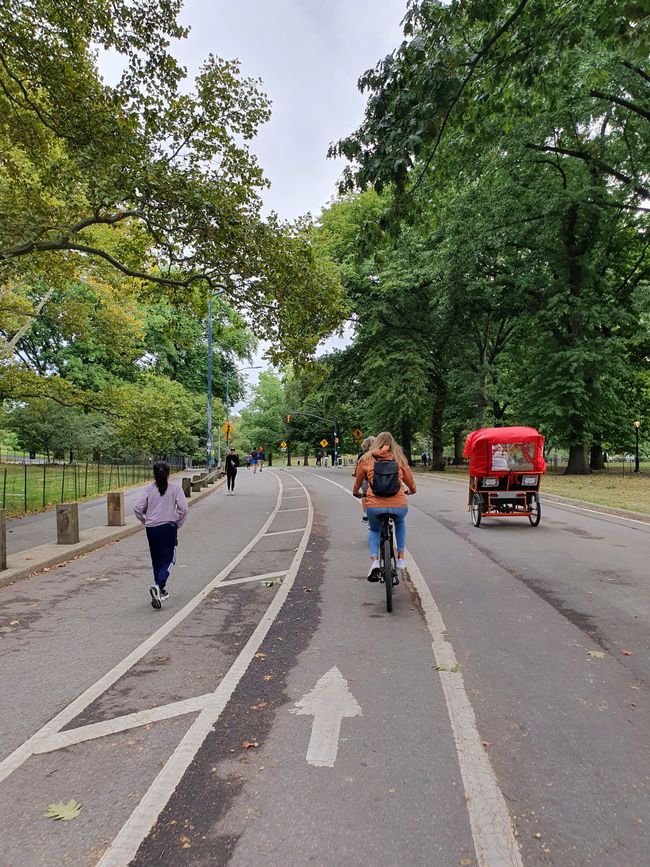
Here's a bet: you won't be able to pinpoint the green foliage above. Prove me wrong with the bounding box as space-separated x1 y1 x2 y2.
321 0 650 471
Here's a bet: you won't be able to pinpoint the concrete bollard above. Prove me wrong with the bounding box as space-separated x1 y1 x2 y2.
107 491 125 527
182 477 192 498
0 509 6 571
57 503 80 544
191 480 202 493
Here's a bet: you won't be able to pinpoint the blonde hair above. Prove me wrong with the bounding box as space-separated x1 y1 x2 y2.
360 436 375 453
359 431 408 467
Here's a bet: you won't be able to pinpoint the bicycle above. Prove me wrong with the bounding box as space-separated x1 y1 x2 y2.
377 513 399 612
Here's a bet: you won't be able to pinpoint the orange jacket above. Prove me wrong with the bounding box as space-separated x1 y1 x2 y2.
353 447 416 509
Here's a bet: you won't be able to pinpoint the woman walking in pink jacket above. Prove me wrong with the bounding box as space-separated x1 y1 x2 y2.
134 461 188 609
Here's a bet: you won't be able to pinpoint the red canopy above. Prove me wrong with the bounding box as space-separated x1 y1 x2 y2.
464 427 546 475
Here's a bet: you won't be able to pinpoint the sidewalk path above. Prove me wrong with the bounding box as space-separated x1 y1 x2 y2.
5 471 191 556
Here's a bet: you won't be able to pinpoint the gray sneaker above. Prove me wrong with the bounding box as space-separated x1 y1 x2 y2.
160 588 169 602
150 585 162 610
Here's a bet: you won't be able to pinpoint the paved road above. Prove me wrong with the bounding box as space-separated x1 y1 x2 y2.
5 471 191 556
0 466 648 866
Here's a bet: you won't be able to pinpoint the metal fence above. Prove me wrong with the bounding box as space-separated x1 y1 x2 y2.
0 459 184 517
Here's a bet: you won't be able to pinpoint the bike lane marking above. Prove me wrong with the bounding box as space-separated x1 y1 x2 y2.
307 470 524 867
96 471 314 867
0 474 285 785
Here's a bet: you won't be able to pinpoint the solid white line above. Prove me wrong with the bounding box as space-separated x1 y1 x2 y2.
279 507 308 513
96 472 314 867
406 556 524 867
34 695 211 754
0 476 286 784
310 471 523 867
220 571 288 587
264 527 305 536
283 495 305 500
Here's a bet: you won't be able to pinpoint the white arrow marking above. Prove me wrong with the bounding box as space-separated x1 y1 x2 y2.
291 667 362 767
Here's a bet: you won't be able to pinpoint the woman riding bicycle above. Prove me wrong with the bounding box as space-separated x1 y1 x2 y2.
353 431 416 581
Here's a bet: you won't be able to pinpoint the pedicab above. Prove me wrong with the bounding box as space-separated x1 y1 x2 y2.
464 427 546 527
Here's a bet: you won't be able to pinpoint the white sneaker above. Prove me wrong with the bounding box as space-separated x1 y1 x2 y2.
367 560 381 582
396 558 407 570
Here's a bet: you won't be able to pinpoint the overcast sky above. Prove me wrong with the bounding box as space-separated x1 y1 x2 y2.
164 1 408 402
174 0 407 220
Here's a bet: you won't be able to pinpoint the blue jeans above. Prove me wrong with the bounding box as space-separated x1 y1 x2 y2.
146 523 178 589
366 506 408 557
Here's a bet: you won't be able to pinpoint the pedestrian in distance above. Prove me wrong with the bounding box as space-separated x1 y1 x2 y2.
353 431 416 581
421 451 429 467
134 460 188 610
245 453 251 470
225 447 240 494
250 448 259 473
258 446 266 472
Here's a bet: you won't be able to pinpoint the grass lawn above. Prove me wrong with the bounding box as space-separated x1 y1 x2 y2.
0 462 153 517
415 465 650 515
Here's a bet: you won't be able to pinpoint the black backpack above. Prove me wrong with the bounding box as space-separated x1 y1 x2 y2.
371 460 400 497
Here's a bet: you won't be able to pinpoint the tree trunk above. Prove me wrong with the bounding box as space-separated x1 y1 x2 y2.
565 443 589 474
430 375 446 471
452 429 464 465
590 442 604 471
268 451 273 467
287 443 292 467
303 448 310 466
401 419 413 465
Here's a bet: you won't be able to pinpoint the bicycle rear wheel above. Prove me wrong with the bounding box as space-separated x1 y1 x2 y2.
383 534 393 612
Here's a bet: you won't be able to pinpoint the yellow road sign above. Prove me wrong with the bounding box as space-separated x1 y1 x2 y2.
320 439 329 448
352 428 363 443
280 441 287 448
222 421 233 436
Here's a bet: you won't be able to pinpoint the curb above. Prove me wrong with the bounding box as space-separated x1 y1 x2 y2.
0 475 226 591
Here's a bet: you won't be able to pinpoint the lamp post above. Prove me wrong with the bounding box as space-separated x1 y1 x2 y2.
634 420 641 474
224 365 261 451
206 288 225 471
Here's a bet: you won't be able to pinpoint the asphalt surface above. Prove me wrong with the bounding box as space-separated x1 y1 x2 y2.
5 471 190 556
0 466 648 866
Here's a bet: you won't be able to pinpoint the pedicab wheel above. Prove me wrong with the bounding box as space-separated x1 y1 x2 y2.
383 537 393 612
528 494 541 526
470 493 482 527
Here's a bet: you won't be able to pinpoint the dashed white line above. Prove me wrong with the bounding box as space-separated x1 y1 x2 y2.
96 473 314 867
264 527 305 536
0 475 286 785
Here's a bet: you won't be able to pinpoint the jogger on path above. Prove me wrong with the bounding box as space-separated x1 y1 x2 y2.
134 461 188 609
225 447 240 493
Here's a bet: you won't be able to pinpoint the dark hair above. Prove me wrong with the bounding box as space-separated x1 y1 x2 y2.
153 460 170 495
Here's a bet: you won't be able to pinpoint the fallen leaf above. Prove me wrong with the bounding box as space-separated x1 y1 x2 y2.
24 556 33 561
304 588 313 593
387 787 396 794
434 663 460 673
254 652 266 659
242 740 259 750
481 740 491 748
9 620 19 625
0 626 15 634
459 859 472 866
262 577 284 587
587 651 605 659
250 702 267 710
621 650 632 656
534 832 542 839
44 800 81 821
263 674 273 681
179 834 191 849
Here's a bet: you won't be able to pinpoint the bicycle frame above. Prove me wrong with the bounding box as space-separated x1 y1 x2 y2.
378 514 399 612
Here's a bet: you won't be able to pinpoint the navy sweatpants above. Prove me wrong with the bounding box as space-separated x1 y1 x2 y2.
145 522 177 589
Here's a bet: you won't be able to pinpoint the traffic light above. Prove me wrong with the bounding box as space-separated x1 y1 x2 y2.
287 414 293 422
